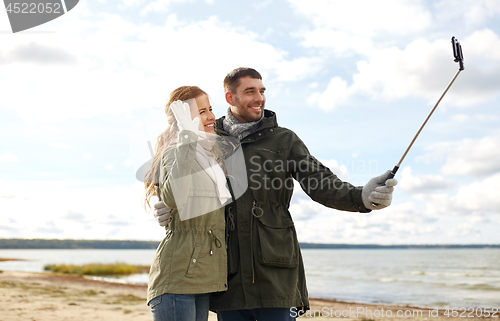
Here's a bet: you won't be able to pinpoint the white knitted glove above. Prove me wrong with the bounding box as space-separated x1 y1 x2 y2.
362 170 398 210
170 100 200 133
153 201 173 227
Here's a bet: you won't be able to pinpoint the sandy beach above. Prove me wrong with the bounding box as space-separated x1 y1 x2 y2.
0 270 492 321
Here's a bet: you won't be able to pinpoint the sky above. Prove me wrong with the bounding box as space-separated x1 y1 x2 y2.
1 0 500 244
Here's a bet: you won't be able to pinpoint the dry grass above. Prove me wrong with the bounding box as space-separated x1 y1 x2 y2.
0 258 25 262
44 262 150 276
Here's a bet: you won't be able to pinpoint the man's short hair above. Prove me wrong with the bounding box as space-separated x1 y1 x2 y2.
223 67 262 93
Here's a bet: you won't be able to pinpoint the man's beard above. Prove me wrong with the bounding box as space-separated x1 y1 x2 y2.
233 97 263 123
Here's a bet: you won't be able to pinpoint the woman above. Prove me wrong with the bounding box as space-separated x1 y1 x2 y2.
144 86 230 321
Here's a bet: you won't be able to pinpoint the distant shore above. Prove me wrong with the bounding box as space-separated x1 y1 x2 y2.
1 238 499 249
0 271 488 321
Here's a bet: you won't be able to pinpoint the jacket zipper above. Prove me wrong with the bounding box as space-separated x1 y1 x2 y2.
250 207 255 283
297 286 305 312
250 200 264 283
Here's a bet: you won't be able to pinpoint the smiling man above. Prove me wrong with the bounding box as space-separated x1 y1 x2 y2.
225 72 266 123
209 67 398 321
220 68 267 139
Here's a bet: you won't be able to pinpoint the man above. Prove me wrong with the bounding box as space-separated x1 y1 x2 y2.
154 67 397 321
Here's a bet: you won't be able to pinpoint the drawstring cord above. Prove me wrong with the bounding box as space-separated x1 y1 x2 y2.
209 229 222 255
222 160 236 245
251 200 264 217
226 206 235 247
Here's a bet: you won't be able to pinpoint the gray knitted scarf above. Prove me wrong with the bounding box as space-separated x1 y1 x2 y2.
222 107 265 141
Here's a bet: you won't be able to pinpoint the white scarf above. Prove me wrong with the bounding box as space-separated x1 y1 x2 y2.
194 130 232 205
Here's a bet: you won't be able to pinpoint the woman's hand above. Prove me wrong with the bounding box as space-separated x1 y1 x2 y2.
153 201 173 227
170 100 200 134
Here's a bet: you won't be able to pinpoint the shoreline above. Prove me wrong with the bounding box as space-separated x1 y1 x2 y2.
0 271 491 321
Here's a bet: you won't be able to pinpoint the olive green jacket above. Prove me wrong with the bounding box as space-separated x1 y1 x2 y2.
210 110 370 312
147 130 227 304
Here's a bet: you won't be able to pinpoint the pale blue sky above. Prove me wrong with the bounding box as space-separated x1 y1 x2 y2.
1 0 500 243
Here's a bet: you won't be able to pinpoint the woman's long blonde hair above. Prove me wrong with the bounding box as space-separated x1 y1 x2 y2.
144 86 208 209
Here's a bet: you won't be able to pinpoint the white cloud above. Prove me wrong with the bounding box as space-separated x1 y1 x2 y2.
0 152 19 163
451 114 470 122
291 159 500 243
306 32 500 110
307 38 456 110
467 215 490 224
2 0 499 245
434 0 500 28
0 178 163 240
293 200 441 244
289 197 324 221
0 13 313 121
48 127 64 134
352 38 458 100
419 135 500 177
399 167 454 193
447 223 480 238
289 0 431 37
64 210 86 221
451 173 500 214
445 29 500 107
50 142 74 149
319 158 349 181
415 173 500 218
297 29 373 56
0 42 77 66
308 77 351 111
416 141 457 165
253 0 272 10
451 113 499 123
272 57 324 82
288 0 500 111
290 0 432 60
465 29 500 62
140 0 193 15
441 136 500 176
120 0 145 6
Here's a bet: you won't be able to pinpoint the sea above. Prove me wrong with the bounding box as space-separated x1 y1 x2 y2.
1 248 499 309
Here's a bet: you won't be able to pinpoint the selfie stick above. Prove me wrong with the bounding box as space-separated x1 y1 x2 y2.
371 37 464 207
386 36 464 180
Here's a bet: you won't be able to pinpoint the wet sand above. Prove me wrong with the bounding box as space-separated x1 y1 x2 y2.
0 271 491 321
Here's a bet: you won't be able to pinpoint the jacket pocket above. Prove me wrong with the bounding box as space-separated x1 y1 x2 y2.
148 295 162 308
256 209 298 268
185 243 203 278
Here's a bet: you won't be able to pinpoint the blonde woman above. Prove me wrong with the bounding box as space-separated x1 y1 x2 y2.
144 86 230 321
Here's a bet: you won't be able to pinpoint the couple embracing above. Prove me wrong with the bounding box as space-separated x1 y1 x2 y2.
143 67 397 321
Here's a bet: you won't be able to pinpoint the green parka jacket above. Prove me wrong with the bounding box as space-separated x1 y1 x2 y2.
210 110 370 312
147 130 228 304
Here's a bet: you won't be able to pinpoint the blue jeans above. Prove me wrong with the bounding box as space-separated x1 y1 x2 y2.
149 293 210 321
216 308 296 321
